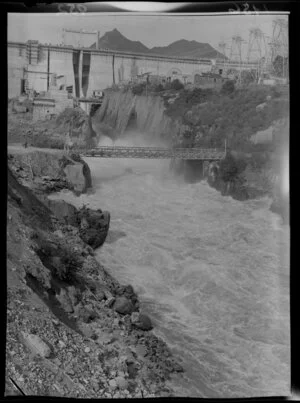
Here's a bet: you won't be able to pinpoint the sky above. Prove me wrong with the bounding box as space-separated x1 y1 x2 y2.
8 13 288 58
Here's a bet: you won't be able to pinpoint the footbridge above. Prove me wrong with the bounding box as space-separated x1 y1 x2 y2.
82 146 226 160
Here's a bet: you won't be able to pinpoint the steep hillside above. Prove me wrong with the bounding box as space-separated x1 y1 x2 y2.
6 152 183 397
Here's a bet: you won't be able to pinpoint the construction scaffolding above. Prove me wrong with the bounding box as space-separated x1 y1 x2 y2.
269 18 289 79
62 29 100 49
246 28 269 82
229 35 246 84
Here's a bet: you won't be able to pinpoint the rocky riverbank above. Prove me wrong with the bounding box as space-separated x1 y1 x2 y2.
170 150 288 225
6 149 183 397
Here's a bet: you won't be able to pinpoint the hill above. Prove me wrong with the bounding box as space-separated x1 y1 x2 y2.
150 39 224 59
90 28 223 59
91 28 149 54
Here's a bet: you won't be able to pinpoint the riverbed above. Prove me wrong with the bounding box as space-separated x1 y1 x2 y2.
49 156 290 398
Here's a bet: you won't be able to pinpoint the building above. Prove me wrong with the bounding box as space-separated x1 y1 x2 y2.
32 98 55 121
194 72 226 88
32 83 73 121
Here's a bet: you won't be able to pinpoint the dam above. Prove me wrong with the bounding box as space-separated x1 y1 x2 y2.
8 40 260 99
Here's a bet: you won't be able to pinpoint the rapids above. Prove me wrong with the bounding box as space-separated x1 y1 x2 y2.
48 154 290 398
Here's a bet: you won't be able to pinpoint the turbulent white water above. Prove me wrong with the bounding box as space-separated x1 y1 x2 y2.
49 155 290 398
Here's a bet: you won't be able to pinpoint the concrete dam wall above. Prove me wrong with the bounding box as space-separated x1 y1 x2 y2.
8 41 212 99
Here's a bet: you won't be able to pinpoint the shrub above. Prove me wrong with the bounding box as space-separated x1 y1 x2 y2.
170 79 184 91
219 153 246 182
132 83 146 95
221 80 235 95
154 83 164 92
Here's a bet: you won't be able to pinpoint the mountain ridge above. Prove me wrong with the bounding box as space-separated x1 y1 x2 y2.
91 28 225 59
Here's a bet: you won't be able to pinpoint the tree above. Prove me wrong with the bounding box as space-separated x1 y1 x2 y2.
221 80 235 95
154 83 164 92
132 83 145 95
241 70 256 85
219 153 246 182
273 55 288 78
171 79 184 91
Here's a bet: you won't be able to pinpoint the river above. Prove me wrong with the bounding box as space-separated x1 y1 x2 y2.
49 153 290 398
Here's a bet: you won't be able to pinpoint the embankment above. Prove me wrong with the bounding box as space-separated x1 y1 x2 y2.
6 149 183 398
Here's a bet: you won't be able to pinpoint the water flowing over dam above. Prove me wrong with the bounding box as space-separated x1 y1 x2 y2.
49 155 290 398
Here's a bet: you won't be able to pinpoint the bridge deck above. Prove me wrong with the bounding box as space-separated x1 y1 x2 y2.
82 146 225 160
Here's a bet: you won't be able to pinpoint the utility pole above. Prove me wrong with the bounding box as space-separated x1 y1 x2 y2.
218 40 230 75
97 31 100 50
47 47 50 91
112 54 115 85
229 35 246 85
246 28 268 83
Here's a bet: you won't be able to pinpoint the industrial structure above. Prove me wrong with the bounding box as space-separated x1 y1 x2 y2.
8 18 288 108
216 17 289 85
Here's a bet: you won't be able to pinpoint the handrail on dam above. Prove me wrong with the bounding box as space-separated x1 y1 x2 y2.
81 146 226 160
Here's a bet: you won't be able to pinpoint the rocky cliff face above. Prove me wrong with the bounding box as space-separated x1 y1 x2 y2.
6 153 183 398
8 149 92 195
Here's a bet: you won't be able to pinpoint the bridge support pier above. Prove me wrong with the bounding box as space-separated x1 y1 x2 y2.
183 160 204 183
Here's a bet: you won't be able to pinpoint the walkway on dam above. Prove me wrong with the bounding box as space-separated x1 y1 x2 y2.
82 146 226 160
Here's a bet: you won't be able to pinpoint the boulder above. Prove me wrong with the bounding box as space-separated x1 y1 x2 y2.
21 332 51 358
108 379 118 391
131 313 153 331
56 288 74 313
115 376 128 390
44 199 78 226
78 209 110 249
256 102 267 111
64 163 89 195
79 228 109 249
114 296 134 315
75 304 98 323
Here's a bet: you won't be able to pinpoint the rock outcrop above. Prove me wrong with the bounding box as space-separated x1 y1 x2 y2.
77 206 110 249
8 149 92 196
43 199 110 249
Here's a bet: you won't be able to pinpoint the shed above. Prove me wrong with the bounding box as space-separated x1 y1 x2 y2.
32 98 55 121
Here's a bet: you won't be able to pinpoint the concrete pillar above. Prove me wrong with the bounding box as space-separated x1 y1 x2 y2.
79 50 83 98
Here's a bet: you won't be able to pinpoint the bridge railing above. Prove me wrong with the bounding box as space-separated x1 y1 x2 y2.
82 146 226 160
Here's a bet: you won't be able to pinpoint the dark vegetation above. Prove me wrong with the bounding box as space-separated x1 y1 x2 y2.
131 78 184 96
219 153 247 182
220 80 235 95
31 136 65 149
163 84 288 152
